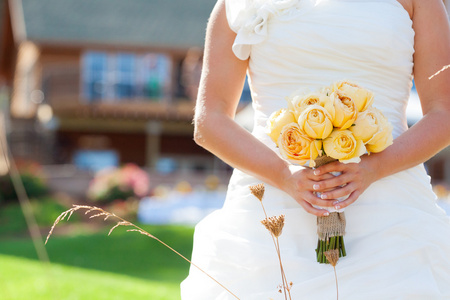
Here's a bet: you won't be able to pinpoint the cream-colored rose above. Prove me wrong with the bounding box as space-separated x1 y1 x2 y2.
365 111 393 153
278 123 322 165
366 127 393 153
323 130 366 163
266 108 296 144
350 106 388 144
332 81 374 112
349 106 393 153
325 90 357 129
298 104 333 139
288 92 329 119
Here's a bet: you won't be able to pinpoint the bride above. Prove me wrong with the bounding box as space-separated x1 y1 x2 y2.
181 0 450 299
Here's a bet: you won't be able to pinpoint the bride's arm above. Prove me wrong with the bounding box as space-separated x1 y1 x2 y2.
314 0 450 209
194 0 333 216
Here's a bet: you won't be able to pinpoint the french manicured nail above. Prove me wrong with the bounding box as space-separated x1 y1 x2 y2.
321 194 327 199
313 184 320 190
334 205 340 210
323 211 330 216
314 170 320 175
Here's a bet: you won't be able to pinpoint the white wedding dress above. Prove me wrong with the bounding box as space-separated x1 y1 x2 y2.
181 0 450 299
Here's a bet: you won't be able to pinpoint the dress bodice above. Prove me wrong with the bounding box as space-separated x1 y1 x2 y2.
226 0 415 143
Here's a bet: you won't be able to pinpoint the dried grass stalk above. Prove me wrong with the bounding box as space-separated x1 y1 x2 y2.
250 184 292 300
261 215 285 238
249 183 265 202
324 249 340 300
428 64 450 80
324 249 339 267
46 205 240 300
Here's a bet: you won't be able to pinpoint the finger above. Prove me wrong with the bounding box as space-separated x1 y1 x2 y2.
314 161 353 175
319 183 355 201
304 167 320 180
303 192 335 207
299 200 331 217
302 178 335 192
309 172 337 184
312 174 350 192
305 167 336 180
300 178 318 192
333 190 361 209
312 161 340 175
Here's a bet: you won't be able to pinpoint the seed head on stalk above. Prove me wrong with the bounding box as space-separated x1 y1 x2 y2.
324 249 340 300
249 183 265 202
261 215 285 238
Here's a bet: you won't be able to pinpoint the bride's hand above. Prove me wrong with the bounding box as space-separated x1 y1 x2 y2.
281 164 338 217
311 155 378 210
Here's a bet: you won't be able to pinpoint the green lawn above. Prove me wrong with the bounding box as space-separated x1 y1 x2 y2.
0 203 195 300
0 254 179 300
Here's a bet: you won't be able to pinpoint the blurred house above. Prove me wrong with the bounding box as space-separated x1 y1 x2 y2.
0 0 222 173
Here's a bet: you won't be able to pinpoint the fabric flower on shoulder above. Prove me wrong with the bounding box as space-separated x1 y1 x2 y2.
227 0 307 60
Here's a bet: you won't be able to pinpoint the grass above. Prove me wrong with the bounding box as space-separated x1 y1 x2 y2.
0 254 179 300
0 202 195 300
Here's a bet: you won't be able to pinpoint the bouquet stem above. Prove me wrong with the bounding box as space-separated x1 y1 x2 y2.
313 156 346 264
316 212 346 264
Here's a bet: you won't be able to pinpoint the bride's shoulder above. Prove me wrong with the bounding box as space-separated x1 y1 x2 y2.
409 0 448 21
395 0 446 21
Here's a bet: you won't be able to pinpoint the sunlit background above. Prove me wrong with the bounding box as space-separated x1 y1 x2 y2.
0 1 449 299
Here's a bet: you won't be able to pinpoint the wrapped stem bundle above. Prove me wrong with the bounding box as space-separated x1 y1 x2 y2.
316 211 346 264
313 156 347 264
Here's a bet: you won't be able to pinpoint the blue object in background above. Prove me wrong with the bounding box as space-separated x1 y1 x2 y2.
155 157 178 174
73 150 119 172
138 190 226 225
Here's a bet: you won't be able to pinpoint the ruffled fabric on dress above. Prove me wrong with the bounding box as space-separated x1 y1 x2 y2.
225 0 314 60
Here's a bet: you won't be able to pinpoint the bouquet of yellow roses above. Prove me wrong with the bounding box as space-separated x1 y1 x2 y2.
266 80 393 264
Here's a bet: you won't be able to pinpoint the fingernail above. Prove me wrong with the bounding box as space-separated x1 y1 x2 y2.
334 205 340 210
321 194 327 199
313 184 319 190
314 170 320 175
323 211 330 216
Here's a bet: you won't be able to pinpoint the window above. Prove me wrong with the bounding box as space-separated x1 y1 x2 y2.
82 51 172 103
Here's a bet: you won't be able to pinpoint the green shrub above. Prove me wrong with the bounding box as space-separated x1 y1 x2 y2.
0 160 49 202
0 173 48 202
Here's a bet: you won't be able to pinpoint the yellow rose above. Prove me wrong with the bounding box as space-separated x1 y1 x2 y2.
366 127 393 153
266 108 296 144
325 90 357 130
365 109 393 153
298 104 333 139
278 123 322 165
323 130 366 163
332 81 374 112
288 92 329 119
350 106 388 144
